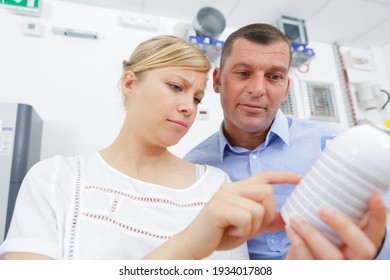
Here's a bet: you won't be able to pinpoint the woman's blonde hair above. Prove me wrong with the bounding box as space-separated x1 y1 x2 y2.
123 35 211 74
121 35 211 106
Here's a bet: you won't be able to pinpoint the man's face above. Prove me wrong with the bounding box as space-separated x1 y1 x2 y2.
213 38 290 137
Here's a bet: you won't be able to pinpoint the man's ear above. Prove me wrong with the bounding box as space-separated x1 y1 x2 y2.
282 77 291 103
212 67 221 94
122 70 136 98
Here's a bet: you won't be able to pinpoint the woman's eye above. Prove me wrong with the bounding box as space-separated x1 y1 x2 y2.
194 97 202 105
169 83 183 92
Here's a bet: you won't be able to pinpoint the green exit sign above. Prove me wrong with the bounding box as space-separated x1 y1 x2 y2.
1 0 39 9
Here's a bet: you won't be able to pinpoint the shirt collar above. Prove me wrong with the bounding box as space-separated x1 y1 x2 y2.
267 110 290 147
218 122 229 162
218 110 290 162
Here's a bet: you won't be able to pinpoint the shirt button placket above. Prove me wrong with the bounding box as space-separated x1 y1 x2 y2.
249 152 260 176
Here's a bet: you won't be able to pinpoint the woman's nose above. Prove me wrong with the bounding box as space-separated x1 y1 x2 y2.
177 96 196 116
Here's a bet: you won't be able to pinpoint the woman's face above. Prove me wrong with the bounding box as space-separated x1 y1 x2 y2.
123 67 208 147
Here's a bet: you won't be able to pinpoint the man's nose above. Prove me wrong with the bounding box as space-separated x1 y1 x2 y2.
247 75 265 97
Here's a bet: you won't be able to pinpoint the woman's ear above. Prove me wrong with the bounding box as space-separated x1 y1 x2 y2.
122 70 136 98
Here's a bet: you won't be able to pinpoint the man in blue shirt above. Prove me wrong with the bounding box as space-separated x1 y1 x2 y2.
185 23 389 259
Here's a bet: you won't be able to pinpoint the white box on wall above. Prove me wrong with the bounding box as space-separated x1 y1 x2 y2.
22 21 43 37
343 49 375 71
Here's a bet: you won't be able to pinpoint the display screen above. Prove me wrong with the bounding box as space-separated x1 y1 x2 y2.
283 23 301 43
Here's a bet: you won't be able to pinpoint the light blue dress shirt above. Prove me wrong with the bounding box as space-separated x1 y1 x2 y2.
185 110 390 260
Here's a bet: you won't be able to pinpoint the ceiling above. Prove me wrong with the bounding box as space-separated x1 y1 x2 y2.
58 0 390 48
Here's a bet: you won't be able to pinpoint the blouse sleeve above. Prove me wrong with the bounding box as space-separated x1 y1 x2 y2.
0 156 61 259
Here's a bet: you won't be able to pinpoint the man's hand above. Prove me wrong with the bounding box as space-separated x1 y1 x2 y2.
285 193 387 259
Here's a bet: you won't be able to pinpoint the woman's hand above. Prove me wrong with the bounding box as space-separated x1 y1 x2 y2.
165 171 301 259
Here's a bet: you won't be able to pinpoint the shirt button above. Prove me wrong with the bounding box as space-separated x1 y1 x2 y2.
251 154 258 159
271 238 276 244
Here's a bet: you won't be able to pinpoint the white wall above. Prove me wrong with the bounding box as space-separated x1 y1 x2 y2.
384 44 390 83
1 0 389 160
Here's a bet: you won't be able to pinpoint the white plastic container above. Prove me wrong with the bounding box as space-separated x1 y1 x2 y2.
281 123 390 244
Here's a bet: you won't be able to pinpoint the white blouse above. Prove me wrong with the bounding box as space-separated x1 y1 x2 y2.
0 153 248 260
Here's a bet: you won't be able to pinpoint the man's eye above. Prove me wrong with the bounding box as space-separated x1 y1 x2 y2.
269 75 282 81
237 71 250 77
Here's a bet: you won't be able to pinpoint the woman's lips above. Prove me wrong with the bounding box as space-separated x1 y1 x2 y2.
168 119 188 130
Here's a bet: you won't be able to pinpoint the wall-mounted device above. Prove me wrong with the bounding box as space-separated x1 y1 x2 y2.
277 15 308 45
52 27 98 40
305 81 338 122
276 15 314 68
190 7 226 62
355 82 390 111
175 7 226 63
343 49 375 71
0 103 43 241
280 82 298 117
22 21 43 37
192 7 226 39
